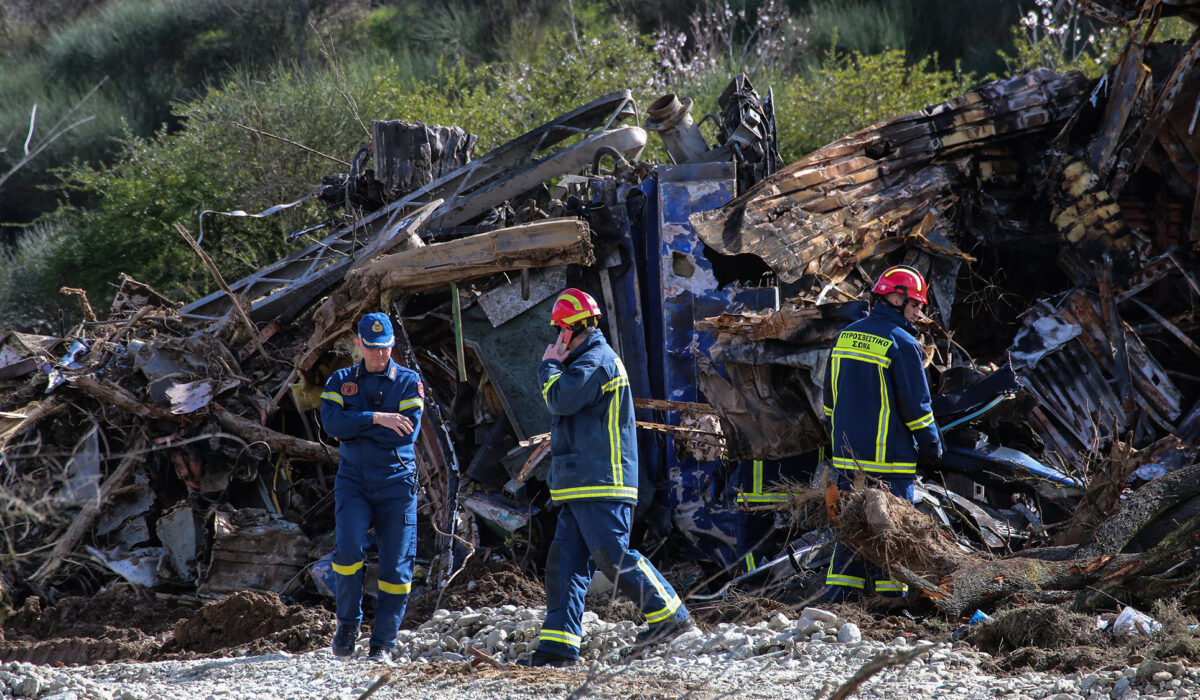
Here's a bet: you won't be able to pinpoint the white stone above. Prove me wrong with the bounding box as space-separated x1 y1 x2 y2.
799 607 840 627
837 623 861 643
797 620 824 636
768 613 790 631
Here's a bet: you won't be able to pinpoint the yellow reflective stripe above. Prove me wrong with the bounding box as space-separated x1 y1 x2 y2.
332 560 363 576
752 460 763 494
826 556 866 587
397 397 423 412
830 356 840 446
549 486 639 501
603 374 628 488
321 391 344 406
737 493 791 503
831 456 916 474
539 629 581 647
637 557 680 623
601 375 629 392
560 310 593 324
876 365 889 463
541 372 562 403
645 594 682 624
823 405 833 417
745 553 756 572
906 412 935 431
874 580 908 592
831 348 892 368
378 580 412 595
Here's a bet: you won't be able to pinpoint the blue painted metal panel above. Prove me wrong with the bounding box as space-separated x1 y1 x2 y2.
649 162 778 568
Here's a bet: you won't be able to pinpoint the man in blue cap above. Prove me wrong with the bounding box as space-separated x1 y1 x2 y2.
320 312 425 663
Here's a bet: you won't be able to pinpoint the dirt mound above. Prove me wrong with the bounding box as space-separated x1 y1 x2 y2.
0 587 333 665
165 590 335 657
405 557 545 629
690 591 794 628
0 585 199 665
587 592 641 624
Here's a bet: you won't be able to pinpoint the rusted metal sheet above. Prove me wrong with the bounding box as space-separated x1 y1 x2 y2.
1010 289 1183 467
693 302 866 459
690 69 1089 290
372 122 476 202
198 508 313 597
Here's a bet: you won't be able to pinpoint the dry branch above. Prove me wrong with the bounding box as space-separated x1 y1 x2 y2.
211 405 336 465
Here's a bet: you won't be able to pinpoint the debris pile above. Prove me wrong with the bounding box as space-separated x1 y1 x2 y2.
2 0 1199 662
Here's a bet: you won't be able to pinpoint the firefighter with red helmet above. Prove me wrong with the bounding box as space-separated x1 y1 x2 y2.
821 265 942 600
517 288 694 667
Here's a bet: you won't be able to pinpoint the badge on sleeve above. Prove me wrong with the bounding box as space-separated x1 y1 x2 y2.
417 381 425 398
342 382 358 396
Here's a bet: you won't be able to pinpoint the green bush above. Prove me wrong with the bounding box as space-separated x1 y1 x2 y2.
47 55 387 305
0 219 71 332
774 46 974 161
372 19 656 153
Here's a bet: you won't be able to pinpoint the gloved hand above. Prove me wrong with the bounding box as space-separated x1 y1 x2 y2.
917 452 941 471
917 440 943 471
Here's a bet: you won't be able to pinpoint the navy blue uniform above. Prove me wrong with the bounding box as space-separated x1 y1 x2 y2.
534 330 688 659
821 303 940 596
321 359 424 651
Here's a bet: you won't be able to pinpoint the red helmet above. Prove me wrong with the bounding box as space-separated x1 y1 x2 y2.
550 288 603 328
871 265 929 304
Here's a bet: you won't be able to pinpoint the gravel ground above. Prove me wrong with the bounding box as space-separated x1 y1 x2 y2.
2 605 1195 700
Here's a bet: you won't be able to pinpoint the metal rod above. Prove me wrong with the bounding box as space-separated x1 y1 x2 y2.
450 283 467 382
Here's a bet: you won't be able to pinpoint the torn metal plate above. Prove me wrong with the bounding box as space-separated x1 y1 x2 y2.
58 424 101 506
45 339 90 393
461 493 533 533
166 380 215 415
86 545 164 588
1010 314 1083 369
477 266 567 327
157 503 199 581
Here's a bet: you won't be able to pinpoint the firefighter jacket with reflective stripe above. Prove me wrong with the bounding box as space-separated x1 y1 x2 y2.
320 359 425 475
537 331 638 504
822 304 941 475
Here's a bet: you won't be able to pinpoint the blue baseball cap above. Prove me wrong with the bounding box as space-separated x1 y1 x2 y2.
357 312 395 347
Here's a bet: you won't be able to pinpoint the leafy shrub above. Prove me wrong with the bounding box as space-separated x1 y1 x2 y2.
774 46 974 161
48 55 386 304
0 219 71 332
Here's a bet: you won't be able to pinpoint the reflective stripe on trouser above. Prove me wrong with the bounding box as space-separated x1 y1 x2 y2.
334 468 418 650
823 472 913 598
538 501 688 659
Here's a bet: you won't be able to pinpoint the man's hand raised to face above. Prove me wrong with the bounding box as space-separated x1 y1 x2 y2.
542 329 571 363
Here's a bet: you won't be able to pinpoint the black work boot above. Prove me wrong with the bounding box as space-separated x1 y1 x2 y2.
332 623 357 658
517 650 578 668
367 645 396 666
632 616 696 648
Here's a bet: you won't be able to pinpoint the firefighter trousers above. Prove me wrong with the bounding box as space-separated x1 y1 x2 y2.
333 468 418 651
823 472 913 600
537 501 688 659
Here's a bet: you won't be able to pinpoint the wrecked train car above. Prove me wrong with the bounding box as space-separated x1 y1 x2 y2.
2 0 1199 617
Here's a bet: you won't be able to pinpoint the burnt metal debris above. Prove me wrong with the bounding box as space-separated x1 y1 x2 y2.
2 0 1199 626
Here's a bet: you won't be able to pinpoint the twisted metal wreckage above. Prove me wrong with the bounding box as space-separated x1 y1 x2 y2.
2 0 1199 623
